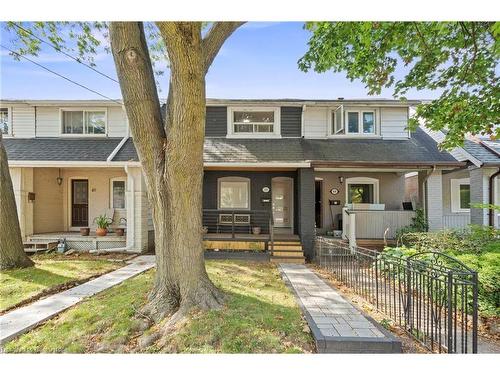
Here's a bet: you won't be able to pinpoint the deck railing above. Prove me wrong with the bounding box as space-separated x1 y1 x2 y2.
315 236 478 353
202 209 273 239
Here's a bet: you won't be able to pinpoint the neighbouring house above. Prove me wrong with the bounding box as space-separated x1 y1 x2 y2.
407 126 500 230
3 98 478 262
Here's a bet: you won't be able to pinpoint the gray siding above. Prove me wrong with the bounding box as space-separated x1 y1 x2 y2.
297 168 315 260
280 107 302 137
205 106 227 137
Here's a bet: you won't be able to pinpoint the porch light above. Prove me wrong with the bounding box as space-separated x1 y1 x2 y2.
338 176 344 184
56 168 63 186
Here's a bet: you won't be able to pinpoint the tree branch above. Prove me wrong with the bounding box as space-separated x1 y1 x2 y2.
202 22 245 74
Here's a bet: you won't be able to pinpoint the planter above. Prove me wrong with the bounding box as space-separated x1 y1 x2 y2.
115 228 125 236
202 226 209 235
96 228 108 237
252 226 261 235
80 227 90 236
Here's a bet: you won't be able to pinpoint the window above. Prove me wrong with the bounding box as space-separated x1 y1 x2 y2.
345 177 380 204
110 179 126 209
344 110 376 135
218 177 250 210
451 178 470 213
62 109 106 135
228 107 280 137
1 107 10 135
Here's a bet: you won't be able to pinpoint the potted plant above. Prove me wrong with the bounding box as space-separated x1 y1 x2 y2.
80 227 90 236
252 226 261 235
115 217 126 236
202 226 209 235
94 214 113 236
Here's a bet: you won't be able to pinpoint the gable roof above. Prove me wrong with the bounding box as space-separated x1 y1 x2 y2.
462 138 500 166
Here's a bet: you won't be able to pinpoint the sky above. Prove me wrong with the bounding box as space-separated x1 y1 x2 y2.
0 22 441 101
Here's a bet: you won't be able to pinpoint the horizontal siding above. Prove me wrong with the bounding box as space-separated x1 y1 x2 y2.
303 107 328 138
351 210 415 239
381 107 409 139
205 106 227 137
36 107 60 137
12 105 35 138
107 106 127 137
280 107 302 137
443 214 470 229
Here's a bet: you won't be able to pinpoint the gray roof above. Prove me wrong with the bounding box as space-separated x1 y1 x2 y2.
462 139 500 166
5 128 460 166
4 138 123 161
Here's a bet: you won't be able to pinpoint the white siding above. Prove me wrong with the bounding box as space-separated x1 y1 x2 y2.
11 105 36 138
107 106 127 137
36 107 60 137
303 107 328 138
380 107 409 139
427 170 444 231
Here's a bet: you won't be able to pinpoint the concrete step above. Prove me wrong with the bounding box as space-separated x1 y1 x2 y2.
270 256 305 264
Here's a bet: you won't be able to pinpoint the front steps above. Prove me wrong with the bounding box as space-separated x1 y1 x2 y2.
269 241 305 264
23 241 58 254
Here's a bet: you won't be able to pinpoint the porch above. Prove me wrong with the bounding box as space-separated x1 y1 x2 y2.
27 231 127 251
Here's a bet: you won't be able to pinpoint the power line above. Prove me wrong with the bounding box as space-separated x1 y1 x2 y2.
11 22 119 84
1 44 122 105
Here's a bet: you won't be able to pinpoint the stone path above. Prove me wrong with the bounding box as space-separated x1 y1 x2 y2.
279 264 402 353
0 255 155 345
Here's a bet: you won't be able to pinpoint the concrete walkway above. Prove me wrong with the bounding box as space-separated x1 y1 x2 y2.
279 264 401 353
0 255 155 345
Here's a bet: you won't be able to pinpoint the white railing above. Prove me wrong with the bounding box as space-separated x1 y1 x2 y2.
443 214 470 229
342 208 415 242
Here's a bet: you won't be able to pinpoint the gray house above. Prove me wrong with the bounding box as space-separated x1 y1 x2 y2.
2 98 471 262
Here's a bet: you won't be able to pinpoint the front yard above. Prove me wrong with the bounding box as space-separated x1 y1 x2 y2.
0 253 126 312
4 260 314 353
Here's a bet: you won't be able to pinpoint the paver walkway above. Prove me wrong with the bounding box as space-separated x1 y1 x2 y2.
279 264 401 353
0 255 155 345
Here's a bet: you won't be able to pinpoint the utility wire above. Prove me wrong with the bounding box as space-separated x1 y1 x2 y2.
1 44 122 105
11 22 119 84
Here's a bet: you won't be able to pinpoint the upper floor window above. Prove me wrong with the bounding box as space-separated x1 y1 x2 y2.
61 109 106 135
1 107 11 135
228 107 280 137
331 107 377 136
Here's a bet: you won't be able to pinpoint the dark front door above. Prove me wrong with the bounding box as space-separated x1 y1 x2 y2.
315 180 322 229
72 179 88 227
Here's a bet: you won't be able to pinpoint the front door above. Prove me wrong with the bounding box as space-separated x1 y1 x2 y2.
315 180 323 229
72 179 88 227
272 178 293 228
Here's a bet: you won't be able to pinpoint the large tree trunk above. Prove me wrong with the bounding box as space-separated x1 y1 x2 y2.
109 22 241 322
0 133 34 270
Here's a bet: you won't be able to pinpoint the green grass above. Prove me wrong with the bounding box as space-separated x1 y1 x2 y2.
5 261 314 353
0 254 122 311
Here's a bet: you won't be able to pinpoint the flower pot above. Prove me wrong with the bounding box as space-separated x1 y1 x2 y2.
115 228 125 236
96 228 108 236
202 226 209 235
252 227 261 235
80 227 90 236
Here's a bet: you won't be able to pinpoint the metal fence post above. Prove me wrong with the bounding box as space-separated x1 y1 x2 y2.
406 259 412 331
447 271 454 353
472 271 478 354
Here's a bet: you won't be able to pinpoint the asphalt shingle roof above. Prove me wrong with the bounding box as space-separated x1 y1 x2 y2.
4 138 123 161
462 139 500 166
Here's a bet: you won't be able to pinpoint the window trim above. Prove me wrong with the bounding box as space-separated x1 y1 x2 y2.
345 177 380 204
217 176 251 210
110 177 127 210
451 178 471 213
328 107 379 138
60 107 108 137
0 106 12 137
227 107 281 138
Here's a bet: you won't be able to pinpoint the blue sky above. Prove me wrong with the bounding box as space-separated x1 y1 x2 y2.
0 22 440 100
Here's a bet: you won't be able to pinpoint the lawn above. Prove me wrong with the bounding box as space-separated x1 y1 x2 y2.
4 261 314 353
0 253 124 311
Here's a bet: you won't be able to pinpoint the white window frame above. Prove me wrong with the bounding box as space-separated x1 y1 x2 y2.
217 177 251 210
60 107 108 137
110 177 127 210
328 107 379 137
345 177 380 204
0 106 12 136
227 107 281 138
451 178 471 213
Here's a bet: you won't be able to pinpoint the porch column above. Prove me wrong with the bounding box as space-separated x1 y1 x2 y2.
297 167 315 260
126 167 149 253
426 170 443 231
470 166 497 226
9 167 34 240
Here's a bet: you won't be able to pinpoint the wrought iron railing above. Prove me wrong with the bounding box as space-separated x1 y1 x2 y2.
315 236 478 353
202 209 273 238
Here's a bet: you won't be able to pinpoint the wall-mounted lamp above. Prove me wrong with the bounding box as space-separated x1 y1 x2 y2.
56 168 63 186
338 176 344 184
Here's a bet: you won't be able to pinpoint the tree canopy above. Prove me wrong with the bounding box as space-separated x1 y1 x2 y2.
299 22 500 149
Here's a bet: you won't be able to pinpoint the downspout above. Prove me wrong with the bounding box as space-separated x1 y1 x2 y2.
301 104 306 137
488 168 500 227
421 165 437 228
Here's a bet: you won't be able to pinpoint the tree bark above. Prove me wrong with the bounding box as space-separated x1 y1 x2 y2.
109 22 241 322
0 133 34 270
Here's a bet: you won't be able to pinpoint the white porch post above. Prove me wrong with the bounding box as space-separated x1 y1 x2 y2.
425 170 444 231
9 167 34 240
125 166 149 252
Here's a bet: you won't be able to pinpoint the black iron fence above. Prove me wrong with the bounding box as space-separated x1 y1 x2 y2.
315 237 478 353
202 209 273 238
